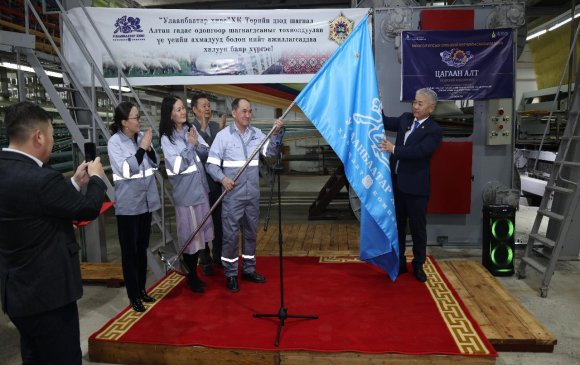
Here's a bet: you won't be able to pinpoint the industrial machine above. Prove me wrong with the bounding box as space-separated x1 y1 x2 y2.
370 1 524 245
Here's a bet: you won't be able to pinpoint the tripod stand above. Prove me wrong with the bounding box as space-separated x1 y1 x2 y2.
253 147 318 347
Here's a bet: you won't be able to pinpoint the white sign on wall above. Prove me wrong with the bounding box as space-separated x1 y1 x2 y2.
63 7 368 86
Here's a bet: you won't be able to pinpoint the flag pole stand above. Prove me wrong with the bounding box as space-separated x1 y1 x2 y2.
253 142 318 347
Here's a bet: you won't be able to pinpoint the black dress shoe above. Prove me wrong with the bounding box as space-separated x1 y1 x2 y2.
226 276 239 293
188 276 205 293
201 265 214 276
140 290 156 303
414 267 427 282
131 299 146 312
399 263 408 275
241 271 266 283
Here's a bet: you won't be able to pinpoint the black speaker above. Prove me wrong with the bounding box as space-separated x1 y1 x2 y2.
482 205 515 276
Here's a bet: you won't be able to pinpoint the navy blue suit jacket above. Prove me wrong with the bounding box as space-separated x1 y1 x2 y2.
382 112 442 197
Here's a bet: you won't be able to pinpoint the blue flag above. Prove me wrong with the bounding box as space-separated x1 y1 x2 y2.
295 15 399 280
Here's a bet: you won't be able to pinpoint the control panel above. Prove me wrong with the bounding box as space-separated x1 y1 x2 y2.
486 99 512 145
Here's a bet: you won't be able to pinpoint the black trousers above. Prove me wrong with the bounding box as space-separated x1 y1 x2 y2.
10 301 81 365
394 187 429 270
116 213 152 301
200 189 223 265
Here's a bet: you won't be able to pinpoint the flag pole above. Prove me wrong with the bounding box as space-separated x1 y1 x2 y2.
159 101 297 274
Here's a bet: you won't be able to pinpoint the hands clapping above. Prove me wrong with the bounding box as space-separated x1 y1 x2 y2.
187 127 199 146
139 128 153 151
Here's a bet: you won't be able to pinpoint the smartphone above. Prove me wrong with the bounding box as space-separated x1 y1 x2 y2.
84 142 97 162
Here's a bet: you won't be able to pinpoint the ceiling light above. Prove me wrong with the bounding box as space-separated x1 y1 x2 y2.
526 4 580 42
526 29 546 41
548 17 572 31
109 85 131 92
0 62 63 78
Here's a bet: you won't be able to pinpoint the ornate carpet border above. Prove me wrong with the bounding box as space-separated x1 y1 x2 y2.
424 257 492 356
320 255 493 356
92 257 493 357
94 272 185 341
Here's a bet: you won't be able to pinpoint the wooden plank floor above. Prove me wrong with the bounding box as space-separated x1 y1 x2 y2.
256 222 360 257
80 262 124 287
90 342 496 365
439 260 557 352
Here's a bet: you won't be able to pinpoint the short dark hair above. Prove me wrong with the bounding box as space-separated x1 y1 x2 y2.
231 98 250 111
190 92 209 110
5 101 52 145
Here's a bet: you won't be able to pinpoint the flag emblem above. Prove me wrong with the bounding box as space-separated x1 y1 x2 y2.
328 13 354 45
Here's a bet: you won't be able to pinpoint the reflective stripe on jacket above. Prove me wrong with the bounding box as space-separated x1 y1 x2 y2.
107 131 161 215
206 123 278 201
161 126 210 206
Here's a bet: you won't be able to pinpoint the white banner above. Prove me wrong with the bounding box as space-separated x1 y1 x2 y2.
63 8 368 86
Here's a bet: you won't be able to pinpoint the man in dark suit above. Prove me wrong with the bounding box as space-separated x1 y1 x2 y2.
379 88 442 282
0 101 107 364
191 93 226 275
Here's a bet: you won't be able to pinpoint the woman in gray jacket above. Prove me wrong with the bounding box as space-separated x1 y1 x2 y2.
108 101 161 312
159 96 214 293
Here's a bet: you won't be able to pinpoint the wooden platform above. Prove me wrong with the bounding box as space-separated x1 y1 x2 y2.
88 223 556 364
255 223 556 353
256 222 361 257
440 260 556 352
80 262 124 287
89 344 496 365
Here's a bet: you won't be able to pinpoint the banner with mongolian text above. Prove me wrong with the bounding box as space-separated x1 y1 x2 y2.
401 28 513 100
63 8 368 86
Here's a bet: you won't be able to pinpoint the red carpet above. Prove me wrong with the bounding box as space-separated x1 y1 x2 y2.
90 256 495 357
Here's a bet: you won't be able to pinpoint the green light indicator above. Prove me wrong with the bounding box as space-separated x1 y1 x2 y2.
491 245 514 266
491 218 514 240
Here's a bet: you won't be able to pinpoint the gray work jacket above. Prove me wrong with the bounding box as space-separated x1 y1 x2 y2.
206 123 279 201
107 131 161 215
161 126 210 207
